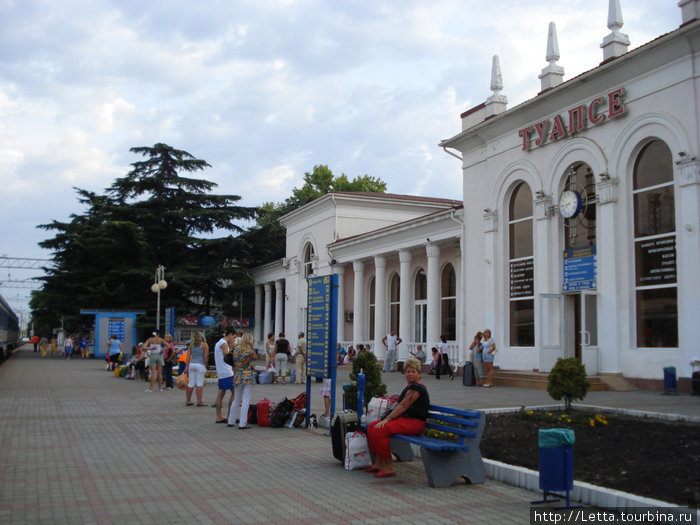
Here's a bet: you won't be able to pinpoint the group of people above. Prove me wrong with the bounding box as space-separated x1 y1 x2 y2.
263 331 307 384
32 334 88 359
468 329 496 387
107 331 180 392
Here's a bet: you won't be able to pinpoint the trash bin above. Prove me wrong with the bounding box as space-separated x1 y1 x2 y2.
663 366 677 393
538 428 575 494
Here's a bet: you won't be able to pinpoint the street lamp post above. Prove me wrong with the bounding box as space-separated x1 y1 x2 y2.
232 292 243 328
150 265 168 331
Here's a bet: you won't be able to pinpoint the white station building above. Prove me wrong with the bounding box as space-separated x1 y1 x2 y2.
252 0 700 391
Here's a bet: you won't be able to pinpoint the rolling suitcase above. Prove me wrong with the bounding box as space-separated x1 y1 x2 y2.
462 361 475 386
692 371 700 396
331 411 359 462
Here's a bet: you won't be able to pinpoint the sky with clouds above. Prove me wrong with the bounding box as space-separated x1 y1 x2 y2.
0 0 680 316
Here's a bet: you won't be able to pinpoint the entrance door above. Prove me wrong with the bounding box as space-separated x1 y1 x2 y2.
563 292 599 373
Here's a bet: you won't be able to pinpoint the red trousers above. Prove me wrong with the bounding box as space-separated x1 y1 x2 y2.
367 418 426 460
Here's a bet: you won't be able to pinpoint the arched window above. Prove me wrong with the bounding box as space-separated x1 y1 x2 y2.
508 182 535 346
303 243 315 278
441 264 456 340
368 276 375 340
389 274 400 333
633 140 677 347
414 269 427 342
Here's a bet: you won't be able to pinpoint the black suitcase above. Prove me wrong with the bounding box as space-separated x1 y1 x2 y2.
462 361 475 386
692 371 700 395
331 411 359 462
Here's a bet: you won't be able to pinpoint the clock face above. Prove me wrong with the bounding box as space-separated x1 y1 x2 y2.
559 190 582 218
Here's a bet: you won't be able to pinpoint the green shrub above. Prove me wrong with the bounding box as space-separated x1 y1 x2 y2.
345 352 387 411
547 357 591 410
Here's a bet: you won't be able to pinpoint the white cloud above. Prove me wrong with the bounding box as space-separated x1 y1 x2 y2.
0 0 680 314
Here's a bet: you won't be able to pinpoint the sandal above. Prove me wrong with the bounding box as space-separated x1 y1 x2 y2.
186 402 194 406
196 403 205 407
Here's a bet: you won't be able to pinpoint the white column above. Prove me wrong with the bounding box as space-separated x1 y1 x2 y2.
534 195 557 372
398 250 412 361
254 285 263 343
263 283 272 340
597 178 620 374
373 256 387 359
352 261 365 345
274 279 284 336
426 243 441 348
335 264 346 343
677 158 700 377
454 243 464 364
483 210 498 336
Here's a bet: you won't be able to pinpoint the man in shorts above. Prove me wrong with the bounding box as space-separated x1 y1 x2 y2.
214 327 236 423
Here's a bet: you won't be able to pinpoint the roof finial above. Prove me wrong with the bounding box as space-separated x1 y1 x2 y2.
539 22 565 92
485 55 508 118
601 0 630 62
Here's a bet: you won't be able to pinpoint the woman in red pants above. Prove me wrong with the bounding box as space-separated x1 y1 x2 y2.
366 357 430 478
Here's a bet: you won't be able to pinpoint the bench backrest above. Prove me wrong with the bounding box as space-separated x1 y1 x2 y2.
426 404 485 447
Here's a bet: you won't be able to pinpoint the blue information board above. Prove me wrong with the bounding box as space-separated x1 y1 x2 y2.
305 274 338 431
108 318 125 341
563 246 597 292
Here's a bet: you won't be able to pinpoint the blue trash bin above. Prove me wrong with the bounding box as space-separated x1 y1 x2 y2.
533 428 577 508
663 367 677 393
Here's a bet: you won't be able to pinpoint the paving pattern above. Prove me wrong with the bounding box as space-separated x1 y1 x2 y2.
1 345 696 524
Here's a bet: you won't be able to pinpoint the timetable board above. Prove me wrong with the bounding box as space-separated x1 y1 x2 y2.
306 274 338 378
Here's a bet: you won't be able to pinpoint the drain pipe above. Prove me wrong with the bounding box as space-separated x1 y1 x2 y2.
442 146 463 161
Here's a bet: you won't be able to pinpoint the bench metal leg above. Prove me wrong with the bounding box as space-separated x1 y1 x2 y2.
389 438 414 461
420 449 486 488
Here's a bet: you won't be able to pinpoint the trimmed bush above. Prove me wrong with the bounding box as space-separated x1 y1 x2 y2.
345 352 387 411
547 357 591 410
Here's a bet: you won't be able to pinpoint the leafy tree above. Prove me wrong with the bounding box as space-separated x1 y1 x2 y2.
547 357 591 410
32 144 256 335
240 165 387 267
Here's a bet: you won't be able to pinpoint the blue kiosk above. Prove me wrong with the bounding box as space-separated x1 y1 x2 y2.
81 309 145 358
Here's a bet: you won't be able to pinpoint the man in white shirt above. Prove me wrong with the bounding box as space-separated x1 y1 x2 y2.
214 327 236 423
294 332 306 384
381 329 402 373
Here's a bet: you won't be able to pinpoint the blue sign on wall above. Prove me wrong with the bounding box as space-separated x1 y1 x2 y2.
563 246 597 291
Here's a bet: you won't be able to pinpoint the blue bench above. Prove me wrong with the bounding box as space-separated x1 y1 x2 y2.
388 404 486 488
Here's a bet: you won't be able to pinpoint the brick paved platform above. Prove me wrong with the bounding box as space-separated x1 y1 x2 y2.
1 346 696 524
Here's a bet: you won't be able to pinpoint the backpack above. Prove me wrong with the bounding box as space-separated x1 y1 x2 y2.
292 392 307 412
271 398 294 428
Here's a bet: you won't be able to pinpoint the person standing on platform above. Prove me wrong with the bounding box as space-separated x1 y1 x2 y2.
185 331 208 406
294 332 306 384
79 335 88 359
107 334 123 371
214 327 236 423
144 331 166 392
481 329 496 388
63 334 74 360
381 329 402 373
162 334 176 389
227 332 258 429
274 332 290 384
39 336 49 358
435 335 454 380
469 331 484 386
50 336 57 358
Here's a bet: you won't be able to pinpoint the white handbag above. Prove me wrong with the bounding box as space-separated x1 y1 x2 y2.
364 396 397 425
344 431 371 470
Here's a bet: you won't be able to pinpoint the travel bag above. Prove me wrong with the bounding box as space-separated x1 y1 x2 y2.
331 411 359 462
462 361 475 386
257 398 273 426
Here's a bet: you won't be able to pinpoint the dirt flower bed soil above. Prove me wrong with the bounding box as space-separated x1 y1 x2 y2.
481 412 700 506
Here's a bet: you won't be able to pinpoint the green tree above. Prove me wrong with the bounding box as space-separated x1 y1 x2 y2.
547 357 591 410
32 144 256 335
240 165 387 267
345 352 387 411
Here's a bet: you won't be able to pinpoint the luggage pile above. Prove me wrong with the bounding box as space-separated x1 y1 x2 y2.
255 393 308 429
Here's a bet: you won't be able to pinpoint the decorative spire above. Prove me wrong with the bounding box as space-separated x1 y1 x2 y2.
601 0 630 62
485 55 508 118
678 0 700 25
539 22 565 92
